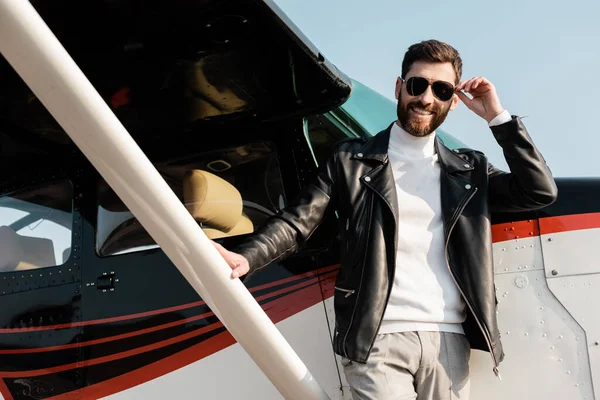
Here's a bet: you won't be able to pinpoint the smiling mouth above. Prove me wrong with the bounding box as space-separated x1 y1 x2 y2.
410 106 434 117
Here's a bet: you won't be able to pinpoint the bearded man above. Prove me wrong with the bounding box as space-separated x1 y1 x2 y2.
213 39 558 399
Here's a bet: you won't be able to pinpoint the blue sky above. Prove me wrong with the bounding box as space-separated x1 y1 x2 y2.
272 0 599 177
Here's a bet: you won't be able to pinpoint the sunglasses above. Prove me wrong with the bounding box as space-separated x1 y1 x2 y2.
401 77 455 101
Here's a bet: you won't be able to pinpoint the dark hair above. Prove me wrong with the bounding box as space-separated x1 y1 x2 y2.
401 40 462 84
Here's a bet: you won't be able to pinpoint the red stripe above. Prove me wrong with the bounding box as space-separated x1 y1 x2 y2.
249 263 339 292
44 280 330 399
0 320 226 378
0 311 213 354
0 270 338 355
490 213 600 243
265 275 326 322
255 271 337 303
0 300 206 333
539 212 600 235
0 266 338 334
0 379 14 400
491 219 539 243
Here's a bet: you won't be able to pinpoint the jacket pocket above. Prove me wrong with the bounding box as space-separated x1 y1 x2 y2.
334 286 355 298
333 284 358 333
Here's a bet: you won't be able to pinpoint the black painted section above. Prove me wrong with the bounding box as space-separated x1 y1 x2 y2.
539 177 600 217
5 371 80 399
491 177 600 224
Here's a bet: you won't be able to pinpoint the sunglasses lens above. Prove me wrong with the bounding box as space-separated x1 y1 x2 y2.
432 81 454 101
406 77 429 97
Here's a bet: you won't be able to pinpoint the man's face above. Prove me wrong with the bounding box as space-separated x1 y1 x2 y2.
395 61 459 137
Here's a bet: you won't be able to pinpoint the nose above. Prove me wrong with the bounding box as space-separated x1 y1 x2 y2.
419 85 434 105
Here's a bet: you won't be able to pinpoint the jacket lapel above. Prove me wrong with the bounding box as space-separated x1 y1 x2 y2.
436 138 477 236
353 124 399 220
435 138 474 173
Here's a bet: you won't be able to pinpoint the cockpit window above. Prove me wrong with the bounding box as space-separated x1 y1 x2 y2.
0 181 73 272
96 141 286 256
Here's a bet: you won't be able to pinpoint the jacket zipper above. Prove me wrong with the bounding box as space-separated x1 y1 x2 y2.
341 194 373 358
334 287 355 298
444 186 502 380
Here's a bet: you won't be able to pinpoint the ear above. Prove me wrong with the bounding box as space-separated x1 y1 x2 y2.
395 77 402 100
449 93 459 111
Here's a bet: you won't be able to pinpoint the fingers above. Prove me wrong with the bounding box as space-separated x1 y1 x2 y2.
210 239 250 279
231 258 250 278
455 91 472 108
456 77 477 93
222 251 250 278
471 76 489 90
455 78 470 92
456 76 492 94
223 252 249 278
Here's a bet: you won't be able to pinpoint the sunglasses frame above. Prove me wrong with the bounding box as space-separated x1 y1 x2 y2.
400 76 456 102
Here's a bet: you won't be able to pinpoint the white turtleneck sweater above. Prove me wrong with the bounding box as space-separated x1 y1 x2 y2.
379 111 511 335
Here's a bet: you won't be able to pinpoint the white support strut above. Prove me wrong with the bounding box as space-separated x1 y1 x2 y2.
0 0 330 399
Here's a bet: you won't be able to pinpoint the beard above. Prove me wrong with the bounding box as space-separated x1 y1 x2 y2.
396 93 451 137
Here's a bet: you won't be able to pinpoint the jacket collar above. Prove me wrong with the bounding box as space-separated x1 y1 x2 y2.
352 123 393 164
353 121 474 174
435 137 474 173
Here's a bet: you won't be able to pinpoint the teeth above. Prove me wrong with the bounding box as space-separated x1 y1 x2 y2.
412 107 433 116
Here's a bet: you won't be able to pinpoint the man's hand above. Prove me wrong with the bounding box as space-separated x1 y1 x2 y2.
211 240 250 279
455 76 505 123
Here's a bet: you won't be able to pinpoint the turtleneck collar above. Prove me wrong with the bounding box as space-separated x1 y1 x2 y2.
389 121 436 158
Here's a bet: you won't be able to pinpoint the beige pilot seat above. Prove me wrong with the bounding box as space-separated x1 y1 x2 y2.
0 225 56 272
182 170 253 239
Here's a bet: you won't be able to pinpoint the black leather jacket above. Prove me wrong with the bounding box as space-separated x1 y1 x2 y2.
236 116 557 375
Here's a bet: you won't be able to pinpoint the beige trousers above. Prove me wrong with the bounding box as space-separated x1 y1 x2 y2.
342 331 471 400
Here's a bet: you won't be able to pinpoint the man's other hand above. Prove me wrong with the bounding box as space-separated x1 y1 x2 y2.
211 240 250 278
455 76 505 123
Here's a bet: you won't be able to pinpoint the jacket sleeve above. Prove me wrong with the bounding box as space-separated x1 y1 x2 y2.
234 146 339 279
487 116 558 213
